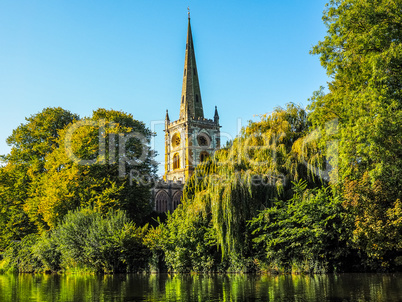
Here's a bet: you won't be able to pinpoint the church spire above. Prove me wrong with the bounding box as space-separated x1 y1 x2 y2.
179 15 204 120
214 106 219 124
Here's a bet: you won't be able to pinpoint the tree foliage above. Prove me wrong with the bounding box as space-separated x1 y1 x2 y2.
1 0 401 273
149 104 328 272
55 208 149 273
25 108 156 230
0 108 78 249
146 0 402 273
2 208 149 273
309 0 402 267
0 107 156 252
249 180 352 273
3 107 79 172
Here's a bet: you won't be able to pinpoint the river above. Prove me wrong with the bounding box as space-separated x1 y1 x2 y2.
1 273 402 301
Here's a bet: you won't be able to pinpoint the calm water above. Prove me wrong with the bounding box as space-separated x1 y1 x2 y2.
0 273 402 301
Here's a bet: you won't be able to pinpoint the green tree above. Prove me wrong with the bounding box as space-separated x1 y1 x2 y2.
2 107 79 172
249 181 352 273
0 108 78 250
25 109 156 230
309 0 402 268
149 104 325 272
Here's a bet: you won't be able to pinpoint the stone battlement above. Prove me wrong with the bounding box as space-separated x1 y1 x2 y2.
167 116 216 127
154 179 184 188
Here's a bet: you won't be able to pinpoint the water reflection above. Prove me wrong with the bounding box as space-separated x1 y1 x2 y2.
0 273 401 301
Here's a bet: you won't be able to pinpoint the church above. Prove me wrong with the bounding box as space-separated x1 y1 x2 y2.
152 14 221 212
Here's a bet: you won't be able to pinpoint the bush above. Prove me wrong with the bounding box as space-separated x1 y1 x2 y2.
55 208 150 273
1 208 151 273
2 234 44 273
249 181 353 273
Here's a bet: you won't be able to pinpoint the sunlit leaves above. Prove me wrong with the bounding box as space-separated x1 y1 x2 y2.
310 0 402 268
249 181 351 273
26 109 156 230
153 104 328 272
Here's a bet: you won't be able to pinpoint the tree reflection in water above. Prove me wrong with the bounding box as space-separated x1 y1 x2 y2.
0 273 401 301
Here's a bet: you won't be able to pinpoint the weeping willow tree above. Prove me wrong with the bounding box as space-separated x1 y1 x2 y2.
150 104 328 272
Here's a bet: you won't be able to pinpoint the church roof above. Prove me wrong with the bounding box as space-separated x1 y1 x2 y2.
179 17 204 120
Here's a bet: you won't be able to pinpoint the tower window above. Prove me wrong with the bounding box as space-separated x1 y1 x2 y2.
182 96 184 103
196 94 199 103
193 68 196 75
200 151 210 162
173 153 180 170
184 69 186 76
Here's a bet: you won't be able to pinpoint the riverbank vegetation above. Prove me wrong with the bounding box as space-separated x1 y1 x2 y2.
1 0 401 274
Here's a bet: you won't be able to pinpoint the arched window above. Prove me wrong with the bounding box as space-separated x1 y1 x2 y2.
173 153 180 170
182 96 184 103
172 191 183 211
196 94 199 103
200 151 210 162
155 191 169 213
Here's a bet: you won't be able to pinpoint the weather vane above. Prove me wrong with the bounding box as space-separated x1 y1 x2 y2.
187 6 190 19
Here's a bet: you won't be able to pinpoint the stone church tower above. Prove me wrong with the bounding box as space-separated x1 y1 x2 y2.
153 15 220 212
164 16 220 183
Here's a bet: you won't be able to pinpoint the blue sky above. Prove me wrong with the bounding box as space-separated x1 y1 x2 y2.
0 0 330 174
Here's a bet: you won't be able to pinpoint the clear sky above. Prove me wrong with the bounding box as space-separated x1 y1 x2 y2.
0 0 330 174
